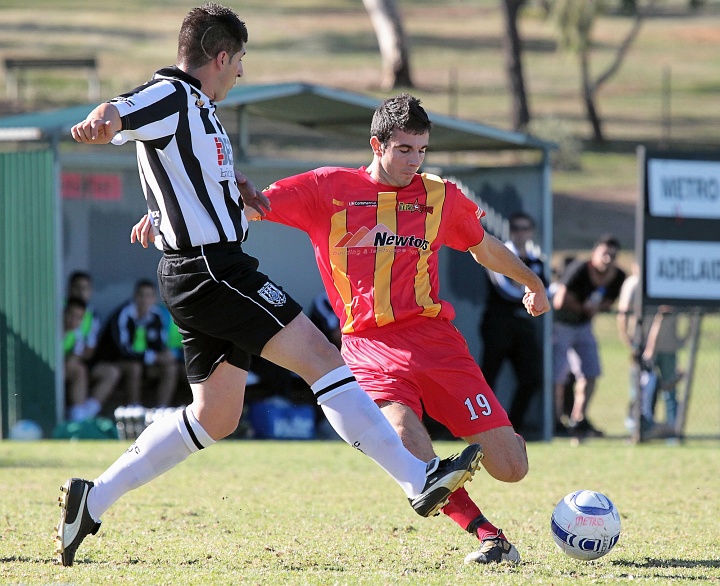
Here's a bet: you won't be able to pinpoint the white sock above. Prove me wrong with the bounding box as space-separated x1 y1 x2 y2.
87 407 215 520
312 365 427 498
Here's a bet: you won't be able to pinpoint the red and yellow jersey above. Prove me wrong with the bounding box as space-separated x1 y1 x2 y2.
262 166 485 334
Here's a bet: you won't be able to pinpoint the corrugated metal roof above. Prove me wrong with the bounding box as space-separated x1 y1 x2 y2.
0 82 554 152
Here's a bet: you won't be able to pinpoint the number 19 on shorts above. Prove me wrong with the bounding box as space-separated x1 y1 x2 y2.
464 394 492 420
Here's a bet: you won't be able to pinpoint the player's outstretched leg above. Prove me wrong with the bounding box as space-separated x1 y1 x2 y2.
409 443 483 517
54 478 101 567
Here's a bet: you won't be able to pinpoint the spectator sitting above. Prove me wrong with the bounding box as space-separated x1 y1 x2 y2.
66 271 101 362
93 279 179 408
64 297 121 422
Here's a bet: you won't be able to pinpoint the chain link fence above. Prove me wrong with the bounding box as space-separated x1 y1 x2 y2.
582 310 720 440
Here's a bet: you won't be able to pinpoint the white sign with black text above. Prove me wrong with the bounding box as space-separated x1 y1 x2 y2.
646 240 720 300
647 159 720 219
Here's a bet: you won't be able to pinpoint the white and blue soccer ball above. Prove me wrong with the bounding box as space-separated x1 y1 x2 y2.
551 490 621 560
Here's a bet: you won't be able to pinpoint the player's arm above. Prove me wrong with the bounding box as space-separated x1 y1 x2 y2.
469 234 549 317
235 169 270 218
71 103 122 144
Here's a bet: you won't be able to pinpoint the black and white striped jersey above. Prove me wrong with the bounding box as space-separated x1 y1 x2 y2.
110 66 248 251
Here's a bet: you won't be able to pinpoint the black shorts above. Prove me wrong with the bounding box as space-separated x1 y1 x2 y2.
157 243 303 384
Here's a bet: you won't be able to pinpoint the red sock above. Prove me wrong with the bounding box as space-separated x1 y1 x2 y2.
441 488 501 541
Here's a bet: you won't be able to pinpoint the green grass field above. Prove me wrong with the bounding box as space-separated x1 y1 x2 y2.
1 439 719 584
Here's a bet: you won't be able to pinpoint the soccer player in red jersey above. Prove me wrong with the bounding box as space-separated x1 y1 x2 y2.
133 93 550 564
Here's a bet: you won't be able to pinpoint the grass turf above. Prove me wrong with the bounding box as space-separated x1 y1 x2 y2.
1 438 719 584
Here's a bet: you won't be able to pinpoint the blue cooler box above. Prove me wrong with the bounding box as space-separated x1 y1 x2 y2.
248 399 316 439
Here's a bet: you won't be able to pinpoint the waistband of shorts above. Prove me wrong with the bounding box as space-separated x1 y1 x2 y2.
163 241 243 257
344 315 448 339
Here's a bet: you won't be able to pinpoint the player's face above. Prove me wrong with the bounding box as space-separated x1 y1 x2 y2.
373 129 428 187
215 47 245 102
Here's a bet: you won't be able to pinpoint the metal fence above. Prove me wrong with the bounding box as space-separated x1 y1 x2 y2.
581 310 720 441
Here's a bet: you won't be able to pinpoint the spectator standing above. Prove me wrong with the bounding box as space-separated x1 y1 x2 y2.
617 267 687 432
479 212 547 436
552 234 626 439
93 279 179 408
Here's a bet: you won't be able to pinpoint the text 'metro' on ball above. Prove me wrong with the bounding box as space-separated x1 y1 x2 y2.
551 490 621 561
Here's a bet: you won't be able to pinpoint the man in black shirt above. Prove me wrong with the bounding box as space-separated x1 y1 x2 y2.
480 212 547 436
552 234 626 439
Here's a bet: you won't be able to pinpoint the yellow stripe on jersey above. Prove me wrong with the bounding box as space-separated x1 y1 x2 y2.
417 174 446 317
329 208 354 333
375 192 398 326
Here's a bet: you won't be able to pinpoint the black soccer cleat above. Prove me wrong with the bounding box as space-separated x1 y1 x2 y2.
464 534 521 564
409 443 483 517
54 478 101 566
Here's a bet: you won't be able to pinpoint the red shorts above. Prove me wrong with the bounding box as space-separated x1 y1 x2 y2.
341 317 511 437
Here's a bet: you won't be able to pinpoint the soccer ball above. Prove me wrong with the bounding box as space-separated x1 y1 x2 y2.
551 490 621 560
9 419 43 441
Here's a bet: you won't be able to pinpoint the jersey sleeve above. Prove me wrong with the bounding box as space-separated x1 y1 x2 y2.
110 81 182 145
261 170 319 233
443 184 485 251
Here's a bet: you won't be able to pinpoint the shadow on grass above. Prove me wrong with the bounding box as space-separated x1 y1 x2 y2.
614 557 720 569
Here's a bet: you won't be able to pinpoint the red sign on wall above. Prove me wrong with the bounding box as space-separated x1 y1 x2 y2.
61 172 122 201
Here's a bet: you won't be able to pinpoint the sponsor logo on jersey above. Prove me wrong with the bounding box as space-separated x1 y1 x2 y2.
214 136 233 167
348 200 378 207
398 198 434 214
258 282 286 306
334 224 429 251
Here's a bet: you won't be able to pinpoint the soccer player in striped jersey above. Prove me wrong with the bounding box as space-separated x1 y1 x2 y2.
56 3 483 567
132 94 550 564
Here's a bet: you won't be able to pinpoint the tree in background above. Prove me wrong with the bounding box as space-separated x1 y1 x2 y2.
501 0 532 131
553 0 657 142
363 0 413 89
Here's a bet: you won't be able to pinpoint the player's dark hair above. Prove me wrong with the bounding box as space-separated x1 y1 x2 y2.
371 93 432 147
594 233 621 250
178 3 248 69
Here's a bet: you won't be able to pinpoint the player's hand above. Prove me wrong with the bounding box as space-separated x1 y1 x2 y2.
236 170 270 218
523 287 550 317
130 214 155 248
70 119 114 144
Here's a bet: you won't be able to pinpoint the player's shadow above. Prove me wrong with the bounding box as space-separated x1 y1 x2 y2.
613 557 720 577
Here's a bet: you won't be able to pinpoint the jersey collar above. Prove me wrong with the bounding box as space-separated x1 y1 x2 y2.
154 66 204 94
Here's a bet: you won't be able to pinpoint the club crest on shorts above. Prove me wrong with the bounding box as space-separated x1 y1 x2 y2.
258 282 286 306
